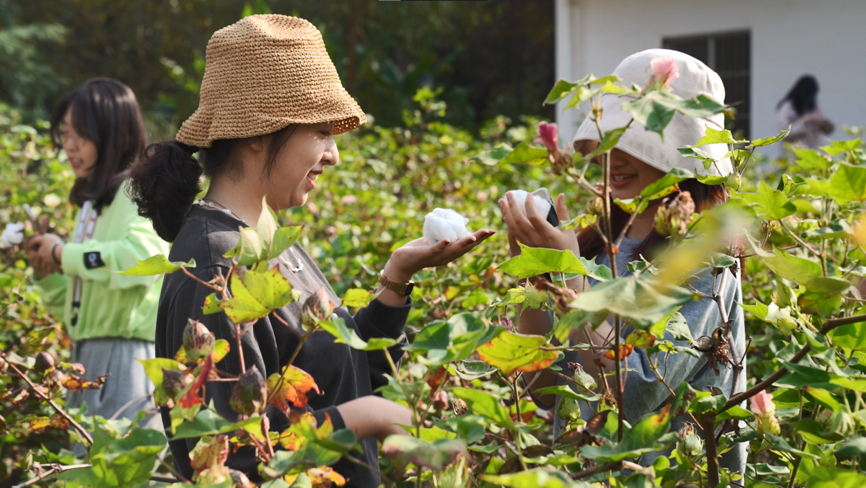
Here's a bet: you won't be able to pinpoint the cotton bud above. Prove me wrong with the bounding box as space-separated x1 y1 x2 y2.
507 190 552 219
750 390 780 435
452 398 468 416
162 369 193 399
587 197 605 217
654 191 695 240
301 288 335 332
34 352 55 373
765 303 799 335
726 172 742 191
183 319 215 362
557 397 581 423
571 363 597 391
423 208 472 245
816 409 856 437
676 423 703 457
230 366 267 415
0 222 24 248
42 194 62 209
431 390 449 411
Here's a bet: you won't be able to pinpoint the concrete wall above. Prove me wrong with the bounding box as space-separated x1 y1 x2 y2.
555 0 866 153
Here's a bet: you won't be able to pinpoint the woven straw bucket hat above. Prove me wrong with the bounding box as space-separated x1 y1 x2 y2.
572 49 733 177
176 14 366 148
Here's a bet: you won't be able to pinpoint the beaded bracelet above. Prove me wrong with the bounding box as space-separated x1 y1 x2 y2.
51 242 63 266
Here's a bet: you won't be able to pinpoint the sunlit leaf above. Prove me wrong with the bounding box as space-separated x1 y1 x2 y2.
267 364 321 413
476 331 558 375
120 255 195 276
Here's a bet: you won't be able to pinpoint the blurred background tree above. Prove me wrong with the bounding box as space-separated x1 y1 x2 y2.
7 0 555 134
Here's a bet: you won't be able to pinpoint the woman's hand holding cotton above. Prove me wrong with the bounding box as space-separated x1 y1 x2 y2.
499 191 580 258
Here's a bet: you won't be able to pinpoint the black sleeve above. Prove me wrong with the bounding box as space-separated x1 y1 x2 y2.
347 297 412 394
162 265 345 480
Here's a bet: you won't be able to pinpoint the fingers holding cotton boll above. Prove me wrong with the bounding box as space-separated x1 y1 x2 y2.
507 190 552 219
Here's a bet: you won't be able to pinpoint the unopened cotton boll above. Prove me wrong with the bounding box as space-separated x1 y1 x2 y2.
508 190 552 218
1 222 24 248
423 208 472 245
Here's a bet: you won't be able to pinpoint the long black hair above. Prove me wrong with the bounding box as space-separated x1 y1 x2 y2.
127 126 296 243
50 78 147 211
779 75 819 116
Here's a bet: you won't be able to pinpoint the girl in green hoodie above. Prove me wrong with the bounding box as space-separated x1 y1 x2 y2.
24 78 169 429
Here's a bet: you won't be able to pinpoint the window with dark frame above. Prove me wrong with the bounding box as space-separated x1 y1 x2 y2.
663 31 751 139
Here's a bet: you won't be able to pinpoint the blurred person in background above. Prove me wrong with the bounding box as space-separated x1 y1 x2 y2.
24 78 167 431
777 75 834 152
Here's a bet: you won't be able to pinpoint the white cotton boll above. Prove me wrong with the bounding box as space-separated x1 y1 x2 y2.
508 189 552 218
424 208 472 245
1 222 24 248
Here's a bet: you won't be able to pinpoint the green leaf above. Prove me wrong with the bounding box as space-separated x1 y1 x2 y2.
820 138 862 156
500 143 550 166
663 312 692 342
693 127 739 146
318 317 400 351
803 386 841 414
806 164 866 205
219 266 294 323
587 127 627 160
582 406 673 462
831 322 866 352
269 226 303 261
640 168 693 201
704 253 737 269
58 427 167 487
406 314 500 366
553 309 608 344
482 468 593 488
224 227 264 266
476 331 558 375
454 360 497 381
534 385 600 403
120 255 195 276
498 243 609 280
741 301 769 320
342 288 375 308
739 180 797 220
202 293 221 315
748 128 791 148
794 148 833 171
381 436 466 472
544 79 581 105
451 387 516 429
678 146 715 168
171 407 261 440
762 246 823 286
472 144 514 166
621 95 676 137
569 275 694 326
835 438 866 458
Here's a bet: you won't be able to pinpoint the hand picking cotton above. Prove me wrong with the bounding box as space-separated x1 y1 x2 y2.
423 208 472 245
507 190 552 218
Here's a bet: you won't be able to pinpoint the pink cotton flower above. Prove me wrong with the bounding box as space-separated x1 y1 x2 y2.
750 390 776 416
535 121 559 153
650 57 680 89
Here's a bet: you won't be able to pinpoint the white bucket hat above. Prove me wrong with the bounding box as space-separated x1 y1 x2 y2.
572 48 733 177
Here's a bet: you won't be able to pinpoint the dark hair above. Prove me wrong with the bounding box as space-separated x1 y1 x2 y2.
50 78 147 211
779 75 819 116
577 179 729 262
127 125 296 242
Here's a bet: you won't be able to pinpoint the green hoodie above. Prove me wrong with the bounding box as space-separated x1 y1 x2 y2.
36 182 168 342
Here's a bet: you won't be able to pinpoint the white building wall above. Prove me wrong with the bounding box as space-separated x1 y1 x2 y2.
556 0 866 152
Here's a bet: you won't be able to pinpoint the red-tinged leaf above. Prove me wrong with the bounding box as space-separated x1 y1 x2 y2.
29 416 51 432
267 365 321 414
49 413 68 429
190 435 230 475
179 354 214 409
476 330 558 376
604 344 635 360
61 373 109 392
625 330 657 349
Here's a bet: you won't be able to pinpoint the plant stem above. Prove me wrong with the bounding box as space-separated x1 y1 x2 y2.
6 361 93 446
508 375 528 471
701 412 720 487
569 461 622 480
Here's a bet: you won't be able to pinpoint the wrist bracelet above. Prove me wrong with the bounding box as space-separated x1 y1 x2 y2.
51 242 63 266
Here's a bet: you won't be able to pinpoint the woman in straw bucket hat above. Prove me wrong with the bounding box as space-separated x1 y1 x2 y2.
499 49 746 475
128 14 494 484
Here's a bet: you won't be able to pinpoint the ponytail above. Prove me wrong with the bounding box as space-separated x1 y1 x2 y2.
128 141 202 242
